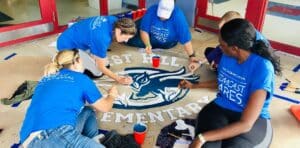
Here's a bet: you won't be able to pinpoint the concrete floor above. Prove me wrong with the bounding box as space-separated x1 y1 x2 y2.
0 30 299 147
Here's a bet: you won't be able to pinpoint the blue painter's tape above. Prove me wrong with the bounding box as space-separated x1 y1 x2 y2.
292 64 300 72
11 101 21 107
11 143 21 148
4 53 17 60
279 82 288 90
279 86 285 90
274 94 300 104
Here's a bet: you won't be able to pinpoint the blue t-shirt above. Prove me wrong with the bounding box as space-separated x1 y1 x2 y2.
19 69 102 143
214 53 274 119
140 4 191 47
57 16 117 58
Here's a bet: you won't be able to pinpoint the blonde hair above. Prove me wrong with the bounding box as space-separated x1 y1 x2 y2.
114 18 136 35
44 49 79 76
219 11 242 28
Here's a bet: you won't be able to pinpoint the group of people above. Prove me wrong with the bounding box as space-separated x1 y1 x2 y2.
19 0 280 147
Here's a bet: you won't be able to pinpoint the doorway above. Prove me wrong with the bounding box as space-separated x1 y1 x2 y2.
0 0 145 47
194 0 300 56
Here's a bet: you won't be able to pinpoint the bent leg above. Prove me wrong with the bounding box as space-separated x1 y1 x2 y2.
79 50 103 77
222 119 272 148
195 102 229 148
28 125 105 148
76 106 99 138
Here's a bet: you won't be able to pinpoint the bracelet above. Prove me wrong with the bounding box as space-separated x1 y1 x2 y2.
145 42 151 47
189 51 196 58
198 134 206 144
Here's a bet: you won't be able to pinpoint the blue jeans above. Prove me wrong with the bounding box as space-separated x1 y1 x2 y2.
27 106 105 148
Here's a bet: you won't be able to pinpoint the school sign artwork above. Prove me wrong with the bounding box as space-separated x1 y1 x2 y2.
95 53 209 123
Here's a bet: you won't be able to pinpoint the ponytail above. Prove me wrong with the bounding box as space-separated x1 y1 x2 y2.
44 61 61 76
251 40 282 75
44 49 79 76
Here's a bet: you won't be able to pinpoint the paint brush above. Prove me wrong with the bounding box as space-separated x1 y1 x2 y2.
284 88 300 94
168 132 181 139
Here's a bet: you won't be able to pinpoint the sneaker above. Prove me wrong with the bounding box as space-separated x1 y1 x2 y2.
83 64 110 79
93 134 105 143
102 130 140 148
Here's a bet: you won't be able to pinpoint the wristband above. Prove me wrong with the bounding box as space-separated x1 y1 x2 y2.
198 134 206 144
145 42 151 47
189 51 196 58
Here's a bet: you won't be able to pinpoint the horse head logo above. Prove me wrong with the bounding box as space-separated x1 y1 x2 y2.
113 67 199 109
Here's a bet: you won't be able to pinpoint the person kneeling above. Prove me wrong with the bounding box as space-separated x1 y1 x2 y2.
19 49 118 148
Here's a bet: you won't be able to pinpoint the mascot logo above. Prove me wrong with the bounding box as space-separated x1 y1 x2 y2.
113 67 199 109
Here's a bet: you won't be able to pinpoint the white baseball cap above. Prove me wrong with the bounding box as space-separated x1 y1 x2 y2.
157 0 175 19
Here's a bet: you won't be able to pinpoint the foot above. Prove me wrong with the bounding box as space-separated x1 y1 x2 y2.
83 64 110 79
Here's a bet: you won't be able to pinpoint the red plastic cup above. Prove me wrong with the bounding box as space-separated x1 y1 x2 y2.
152 55 160 68
137 9 143 18
141 8 147 16
133 122 147 145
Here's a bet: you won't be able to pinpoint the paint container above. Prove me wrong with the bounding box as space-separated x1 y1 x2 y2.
125 11 133 19
152 55 161 68
133 122 147 145
141 8 147 16
137 9 143 18
132 10 137 20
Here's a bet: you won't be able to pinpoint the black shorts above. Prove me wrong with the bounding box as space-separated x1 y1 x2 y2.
195 102 273 148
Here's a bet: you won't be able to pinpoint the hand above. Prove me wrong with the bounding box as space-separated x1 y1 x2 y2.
108 85 118 99
117 76 133 85
178 80 194 89
188 62 201 73
189 138 203 148
189 58 205 73
145 45 152 54
189 57 198 63
209 61 218 71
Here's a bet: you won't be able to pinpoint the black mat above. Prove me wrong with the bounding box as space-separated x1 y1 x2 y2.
0 11 13 22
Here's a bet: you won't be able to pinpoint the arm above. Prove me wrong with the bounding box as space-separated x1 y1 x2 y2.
91 86 118 112
193 79 218 89
179 79 218 89
95 57 132 85
190 90 267 147
140 30 152 54
95 57 118 81
139 6 153 54
91 94 115 112
183 41 196 61
175 9 195 61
